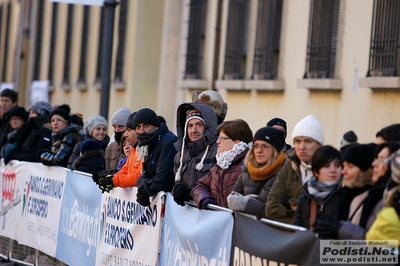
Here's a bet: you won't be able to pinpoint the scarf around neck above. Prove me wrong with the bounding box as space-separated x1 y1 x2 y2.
307 176 340 205
216 141 250 169
247 151 286 181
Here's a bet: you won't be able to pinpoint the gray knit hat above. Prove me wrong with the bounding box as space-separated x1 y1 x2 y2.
84 115 108 136
111 107 131 126
29 101 54 117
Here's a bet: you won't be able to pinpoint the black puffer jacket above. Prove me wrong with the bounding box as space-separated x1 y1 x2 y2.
40 125 81 167
136 123 178 195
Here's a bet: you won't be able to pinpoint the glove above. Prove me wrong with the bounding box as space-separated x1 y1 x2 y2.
98 175 114 193
136 185 150 206
40 152 55 166
172 183 191 206
227 192 249 212
201 198 218 209
312 218 342 239
4 155 17 165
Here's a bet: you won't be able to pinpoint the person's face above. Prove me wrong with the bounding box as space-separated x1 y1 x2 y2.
135 123 157 134
372 147 390 183
123 142 133 157
216 130 237 153
253 140 274 165
50 115 68 133
375 136 386 144
1 97 16 114
187 118 205 142
113 124 126 133
29 109 38 118
294 137 321 164
92 125 107 141
9 116 25 130
342 161 361 186
124 127 138 144
315 159 342 183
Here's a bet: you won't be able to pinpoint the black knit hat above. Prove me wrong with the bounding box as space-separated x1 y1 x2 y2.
131 108 160 128
9 106 28 122
50 108 70 124
253 127 285 152
342 143 377 171
80 139 101 154
267 118 287 138
126 111 138 129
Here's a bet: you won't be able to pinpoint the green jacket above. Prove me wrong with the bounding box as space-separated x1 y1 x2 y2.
266 151 303 224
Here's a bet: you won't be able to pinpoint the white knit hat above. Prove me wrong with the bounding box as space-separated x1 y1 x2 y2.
291 115 324 145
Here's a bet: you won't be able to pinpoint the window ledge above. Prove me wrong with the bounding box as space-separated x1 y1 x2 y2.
359 77 400 90
215 79 285 91
60 82 71 91
179 79 209 89
112 80 126 91
76 82 87 91
297 78 342 91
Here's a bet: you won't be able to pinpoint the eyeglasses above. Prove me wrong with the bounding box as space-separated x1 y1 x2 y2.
218 135 231 141
253 144 272 150
373 158 389 165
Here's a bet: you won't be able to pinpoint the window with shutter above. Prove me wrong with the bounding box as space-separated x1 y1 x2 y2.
304 0 339 79
367 0 400 77
33 0 45 81
114 0 128 83
48 3 58 85
62 4 74 86
77 6 90 85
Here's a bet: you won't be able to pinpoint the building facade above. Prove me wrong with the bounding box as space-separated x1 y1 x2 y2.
1 0 400 146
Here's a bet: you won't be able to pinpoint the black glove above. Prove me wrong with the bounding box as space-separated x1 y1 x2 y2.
4 155 17 165
312 218 341 239
136 185 150 206
172 183 191 206
40 152 55 166
201 198 218 209
98 175 114 193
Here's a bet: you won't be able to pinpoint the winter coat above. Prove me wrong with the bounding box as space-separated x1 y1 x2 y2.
67 135 110 169
112 146 143 188
266 149 303 224
231 152 286 218
173 102 219 193
0 125 28 158
40 125 81 167
193 149 248 208
293 181 344 229
105 141 125 170
73 149 106 174
11 116 52 163
366 206 400 242
136 123 178 195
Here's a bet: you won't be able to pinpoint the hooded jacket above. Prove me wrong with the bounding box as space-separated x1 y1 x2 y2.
173 102 219 193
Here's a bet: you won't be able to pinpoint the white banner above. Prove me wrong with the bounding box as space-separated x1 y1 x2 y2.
49 0 103 6
30 80 50 104
17 163 67 257
95 187 163 266
0 160 27 240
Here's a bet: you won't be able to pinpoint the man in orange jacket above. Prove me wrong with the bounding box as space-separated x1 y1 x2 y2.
98 112 142 192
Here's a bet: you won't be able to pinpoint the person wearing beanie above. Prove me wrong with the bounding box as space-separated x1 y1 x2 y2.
133 107 177 206
266 117 292 152
104 107 131 170
293 146 344 232
266 114 324 224
3 101 53 164
40 106 81 167
339 130 358 156
97 111 143 193
67 115 110 169
0 106 29 159
227 127 286 218
376 123 400 144
171 102 219 206
72 139 105 174
192 90 228 125
193 119 253 209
